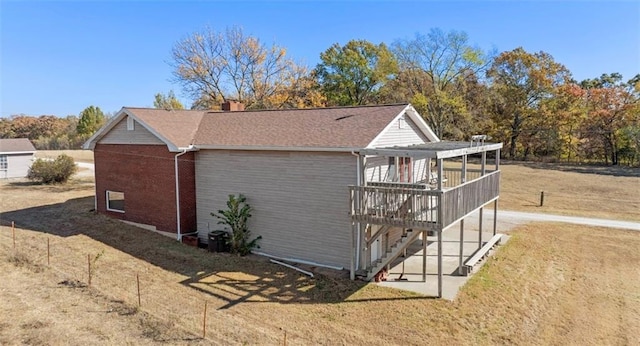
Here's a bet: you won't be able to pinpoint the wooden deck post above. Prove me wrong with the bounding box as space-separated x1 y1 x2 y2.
493 148 500 236
437 158 443 298
458 219 465 275
458 156 467 275
422 230 427 282
480 151 486 248
437 228 443 298
478 208 483 248
493 200 498 236
350 222 356 280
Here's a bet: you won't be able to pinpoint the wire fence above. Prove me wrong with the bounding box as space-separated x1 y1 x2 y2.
0 221 291 345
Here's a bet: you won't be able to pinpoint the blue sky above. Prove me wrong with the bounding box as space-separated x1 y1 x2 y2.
1 1 638 117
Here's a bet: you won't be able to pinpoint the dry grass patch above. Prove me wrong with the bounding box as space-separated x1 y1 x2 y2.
446 160 640 221
1 179 639 344
36 150 94 163
499 163 640 221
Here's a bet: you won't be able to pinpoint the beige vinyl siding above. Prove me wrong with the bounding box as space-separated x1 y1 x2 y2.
368 113 430 148
98 117 164 145
196 150 356 269
364 156 429 183
1 153 34 178
365 113 431 183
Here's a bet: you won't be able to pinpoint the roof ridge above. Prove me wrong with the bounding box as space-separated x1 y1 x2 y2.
204 103 409 114
123 107 205 113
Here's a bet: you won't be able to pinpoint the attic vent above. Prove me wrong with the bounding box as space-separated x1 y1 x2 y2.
336 114 355 121
127 117 135 131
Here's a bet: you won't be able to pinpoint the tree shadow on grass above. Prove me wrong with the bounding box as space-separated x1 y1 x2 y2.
1 196 433 308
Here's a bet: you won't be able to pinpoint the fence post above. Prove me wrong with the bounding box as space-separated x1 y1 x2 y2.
136 274 141 306
540 191 545 207
202 301 208 339
12 221 15 250
87 254 91 287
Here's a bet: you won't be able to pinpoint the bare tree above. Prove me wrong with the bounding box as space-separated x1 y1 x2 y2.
170 26 309 109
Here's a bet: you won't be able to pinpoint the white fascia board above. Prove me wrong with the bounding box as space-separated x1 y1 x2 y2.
404 105 440 143
365 105 411 149
82 109 127 150
194 145 361 153
120 109 181 152
365 104 440 150
82 108 181 152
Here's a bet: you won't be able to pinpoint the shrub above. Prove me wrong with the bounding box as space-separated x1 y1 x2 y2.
212 194 261 256
27 154 77 184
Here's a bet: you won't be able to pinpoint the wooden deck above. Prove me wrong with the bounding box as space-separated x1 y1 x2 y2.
349 171 500 231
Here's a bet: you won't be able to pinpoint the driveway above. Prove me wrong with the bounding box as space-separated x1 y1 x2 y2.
75 162 95 178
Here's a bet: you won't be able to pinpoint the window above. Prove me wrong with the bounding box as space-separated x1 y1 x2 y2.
387 157 397 182
0 155 7 171
127 116 135 131
387 157 412 182
106 191 125 212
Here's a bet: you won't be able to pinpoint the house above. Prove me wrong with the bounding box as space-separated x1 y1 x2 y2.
84 102 502 297
0 138 36 179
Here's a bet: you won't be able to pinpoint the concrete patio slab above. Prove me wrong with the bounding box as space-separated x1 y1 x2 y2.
378 208 512 300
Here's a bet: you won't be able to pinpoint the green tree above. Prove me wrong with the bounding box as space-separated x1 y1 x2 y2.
153 90 184 110
487 47 571 159
389 29 493 139
315 39 397 106
76 106 106 137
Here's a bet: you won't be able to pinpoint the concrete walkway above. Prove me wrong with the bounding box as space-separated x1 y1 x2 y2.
378 208 640 299
75 162 95 178
493 210 640 231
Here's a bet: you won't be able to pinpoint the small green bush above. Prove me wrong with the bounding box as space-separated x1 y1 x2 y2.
27 154 77 184
212 194 261 256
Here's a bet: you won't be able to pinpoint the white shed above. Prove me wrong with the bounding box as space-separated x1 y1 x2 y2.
0 138 36 179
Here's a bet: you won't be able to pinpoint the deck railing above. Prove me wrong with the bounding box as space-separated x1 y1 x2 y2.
349 184 440 229
441 170 500 226
442 168 496 188
349 170 501 230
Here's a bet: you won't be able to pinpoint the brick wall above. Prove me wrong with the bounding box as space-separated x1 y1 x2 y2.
94 144 196 234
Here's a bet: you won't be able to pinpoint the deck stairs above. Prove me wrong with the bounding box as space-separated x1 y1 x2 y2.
364 228 422 281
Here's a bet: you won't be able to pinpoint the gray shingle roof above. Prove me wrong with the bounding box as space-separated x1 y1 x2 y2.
124 104 410 149
0 138 36 153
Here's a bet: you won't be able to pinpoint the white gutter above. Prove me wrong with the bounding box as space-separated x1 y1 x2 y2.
194 144 361 152
174 145 194 241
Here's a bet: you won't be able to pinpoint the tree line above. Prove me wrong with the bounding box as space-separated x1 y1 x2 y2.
0 106 107 150
2 26 638 166
167 26 639 166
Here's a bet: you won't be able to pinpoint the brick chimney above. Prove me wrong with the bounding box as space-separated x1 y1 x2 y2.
221 100 245 112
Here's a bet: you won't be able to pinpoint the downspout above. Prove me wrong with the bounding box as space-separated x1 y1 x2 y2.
174 146 193 241
351 151 362 271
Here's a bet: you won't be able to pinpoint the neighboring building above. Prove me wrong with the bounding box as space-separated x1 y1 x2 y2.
0 138 36 179
84 102 502 296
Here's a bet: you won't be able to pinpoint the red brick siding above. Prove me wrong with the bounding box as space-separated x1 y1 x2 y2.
94 144 196 233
